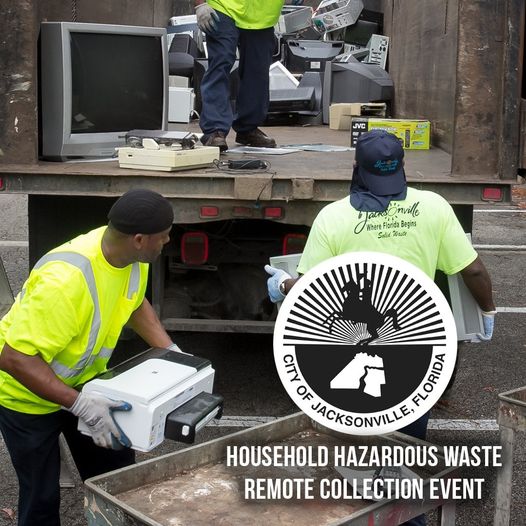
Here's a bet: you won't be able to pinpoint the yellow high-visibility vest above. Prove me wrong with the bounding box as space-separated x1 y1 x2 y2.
208 0 284 29
0 227 148 414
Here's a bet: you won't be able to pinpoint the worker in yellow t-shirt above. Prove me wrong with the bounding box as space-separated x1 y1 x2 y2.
0 189 178 526
265 130 496 526
265 130 496 424
195 0 304 152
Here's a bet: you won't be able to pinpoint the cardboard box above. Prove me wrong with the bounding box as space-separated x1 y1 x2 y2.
351 117 430 149
329 103 387 131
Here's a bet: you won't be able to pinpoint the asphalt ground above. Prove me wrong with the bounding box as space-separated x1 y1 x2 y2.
0 193 524 525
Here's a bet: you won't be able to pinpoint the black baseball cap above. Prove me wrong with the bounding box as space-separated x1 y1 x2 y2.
355 130 406 196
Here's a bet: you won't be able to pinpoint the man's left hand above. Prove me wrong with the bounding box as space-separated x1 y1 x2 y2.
472 310 496 342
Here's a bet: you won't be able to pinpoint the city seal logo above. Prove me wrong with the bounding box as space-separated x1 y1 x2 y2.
273 252 457 435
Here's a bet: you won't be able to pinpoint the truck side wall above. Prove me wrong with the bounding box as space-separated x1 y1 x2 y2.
382 0 458 155
383 0 522 181
0 0 177 164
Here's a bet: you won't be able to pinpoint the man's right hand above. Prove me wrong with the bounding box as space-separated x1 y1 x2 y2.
67 392 132 449
195 3 220 33
264 265 292 303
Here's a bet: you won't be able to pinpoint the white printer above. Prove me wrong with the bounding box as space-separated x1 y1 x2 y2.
78 347 223 452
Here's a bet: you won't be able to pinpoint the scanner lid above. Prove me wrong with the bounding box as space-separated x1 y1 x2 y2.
86 358 202 404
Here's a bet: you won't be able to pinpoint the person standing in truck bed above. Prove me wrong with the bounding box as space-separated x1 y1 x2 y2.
195 0 303 152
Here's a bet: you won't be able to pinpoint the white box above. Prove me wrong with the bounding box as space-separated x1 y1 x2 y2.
168 87 195 123
118 145 219 172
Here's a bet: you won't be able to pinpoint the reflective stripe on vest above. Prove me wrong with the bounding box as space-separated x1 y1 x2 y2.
127 262 141 299
32 252 139 379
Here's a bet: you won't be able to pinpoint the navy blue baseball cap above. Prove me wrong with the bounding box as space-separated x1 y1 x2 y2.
355 130 406 195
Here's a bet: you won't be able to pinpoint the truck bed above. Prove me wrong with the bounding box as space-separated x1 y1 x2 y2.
0 126 511 204
84 413 459 526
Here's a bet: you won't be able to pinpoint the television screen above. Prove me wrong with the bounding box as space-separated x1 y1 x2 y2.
70 33 164 133
40 22 168 161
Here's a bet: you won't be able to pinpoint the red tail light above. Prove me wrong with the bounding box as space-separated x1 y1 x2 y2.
482 187 503 202
282 233 307 255
264 207 283 219
181 232 209 265
200 206 219 218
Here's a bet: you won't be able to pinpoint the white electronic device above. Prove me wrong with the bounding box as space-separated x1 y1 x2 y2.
168 87 195 123
365 34 389 70
78 348 222 452
312 0 364 34
269 253 301 279
446 234 485 341
118 144 219 172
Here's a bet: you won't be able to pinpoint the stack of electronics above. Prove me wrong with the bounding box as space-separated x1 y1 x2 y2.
37 3 394 162
267 0 394 124
168 1 394 125
166 16 203 123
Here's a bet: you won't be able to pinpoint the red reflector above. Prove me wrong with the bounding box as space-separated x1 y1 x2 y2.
200 206 219 217
282 233 307 255
482 187 503 201
264 207 283 219
0 177 4 191
181 232 209 265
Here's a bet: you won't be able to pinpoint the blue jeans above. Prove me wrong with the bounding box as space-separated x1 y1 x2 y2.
0 405 134 526
199 11 276 139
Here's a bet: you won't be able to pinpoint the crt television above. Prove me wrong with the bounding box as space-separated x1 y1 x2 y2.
40 22 169 161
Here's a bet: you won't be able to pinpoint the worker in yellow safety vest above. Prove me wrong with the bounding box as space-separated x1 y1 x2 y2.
0 189 179 526
196 0 304 152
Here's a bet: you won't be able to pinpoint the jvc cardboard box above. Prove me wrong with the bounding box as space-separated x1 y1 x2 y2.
351 117 430 149
329 103 386 131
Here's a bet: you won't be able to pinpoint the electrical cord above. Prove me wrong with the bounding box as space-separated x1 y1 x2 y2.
212 158 273 173
208 159 276 207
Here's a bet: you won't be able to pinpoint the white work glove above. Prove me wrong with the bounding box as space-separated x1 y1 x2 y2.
471 310 497 342
195 3 220 33
264 265 292 303
68 392 132 449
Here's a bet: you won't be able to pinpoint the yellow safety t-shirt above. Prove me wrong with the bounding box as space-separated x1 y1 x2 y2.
0 226 148 414
208 0 284 29
297 187 478 279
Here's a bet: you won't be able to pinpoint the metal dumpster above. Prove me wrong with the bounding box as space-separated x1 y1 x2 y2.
494 386 526 526
85 413 460 525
